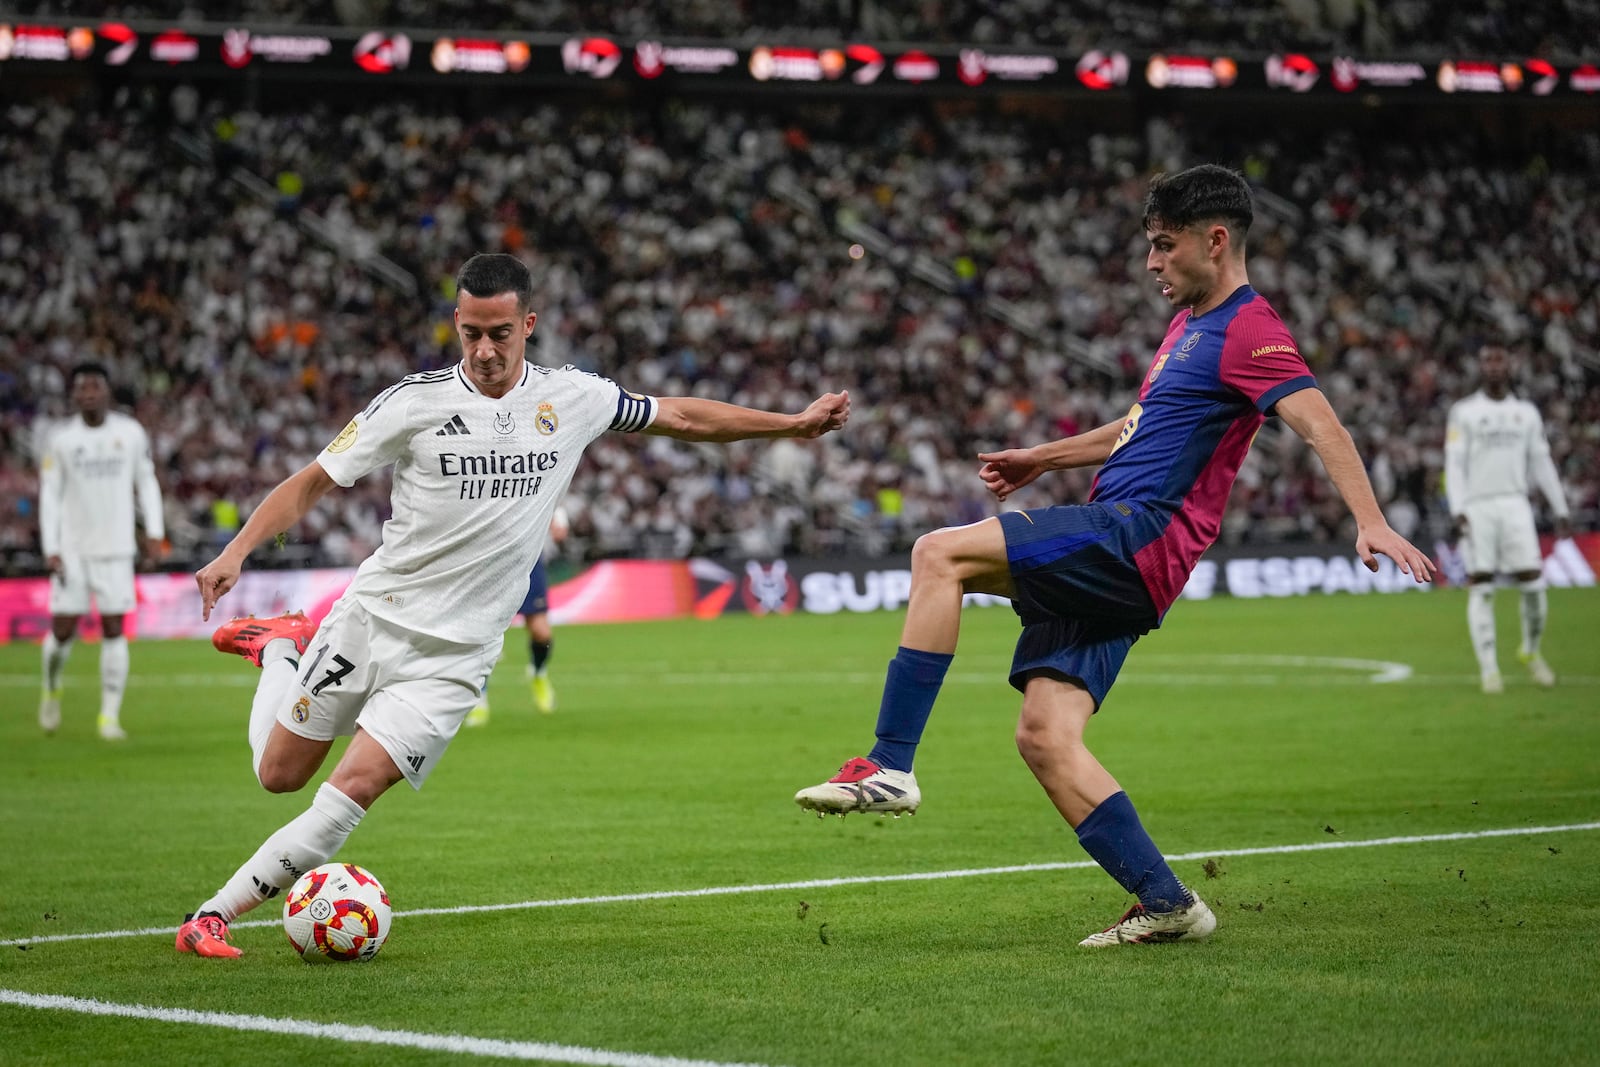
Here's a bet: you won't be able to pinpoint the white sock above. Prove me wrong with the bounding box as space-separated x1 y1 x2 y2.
194 782 366 922
1467 585 1497 674
42 632 74 692
1518 578 1547 656
99 635 129 726
250 647 303 780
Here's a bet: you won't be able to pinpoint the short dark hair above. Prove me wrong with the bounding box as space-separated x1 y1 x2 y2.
1142 164 1253 243
69 362 110 386
456 253 533 311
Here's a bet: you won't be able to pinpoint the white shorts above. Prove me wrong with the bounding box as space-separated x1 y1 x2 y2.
1461 496 1542 576
278 597 502 789
49 553 137 617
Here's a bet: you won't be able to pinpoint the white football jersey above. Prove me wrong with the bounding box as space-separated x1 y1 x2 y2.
1444 391 1568 518
38 412 165 558
317 361 654 645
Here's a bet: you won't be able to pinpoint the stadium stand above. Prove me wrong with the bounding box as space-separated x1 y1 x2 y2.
1 37 1595 575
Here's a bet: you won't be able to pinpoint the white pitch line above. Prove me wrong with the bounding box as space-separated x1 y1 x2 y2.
0 990 781 1067
5 821 1596 949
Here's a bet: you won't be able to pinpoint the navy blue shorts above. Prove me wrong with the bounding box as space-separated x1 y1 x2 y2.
518 556 550 617
998 502 1163 708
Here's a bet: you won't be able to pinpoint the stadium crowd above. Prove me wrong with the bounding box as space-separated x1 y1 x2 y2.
10 0 1600 59
2 82 1596 575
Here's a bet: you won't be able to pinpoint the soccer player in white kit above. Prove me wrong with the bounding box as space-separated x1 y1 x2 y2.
37 363 166 741
1444 344 1572 693
175 253 851 957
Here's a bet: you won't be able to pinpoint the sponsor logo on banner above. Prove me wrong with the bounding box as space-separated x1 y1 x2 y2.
633 41 739 79
353 31 410 73
846 44 885 84
1571 64 1600 93
1265 53 1318 91
1146 54 1236 89
563 36 620 78
100 22 138 65
0 24 73 61
800 568 914 614
1437 60 1512 93
1526 58 1558 95
957 49 1058 86
150 29 199 64
1075 50 1128 90
892 50 939 82
223 30 331 67
1330 57 1427 92
67 26 94 59
741 561 800 615
749 46 824 81
432 37 527 74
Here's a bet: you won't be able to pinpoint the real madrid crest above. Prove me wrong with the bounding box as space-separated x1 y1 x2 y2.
536 402 559 435
292 696 311 723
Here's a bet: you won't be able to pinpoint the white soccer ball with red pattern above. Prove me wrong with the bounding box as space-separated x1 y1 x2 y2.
282 862 392 963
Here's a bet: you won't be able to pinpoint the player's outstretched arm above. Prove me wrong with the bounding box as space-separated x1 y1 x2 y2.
978 418 1125 502
195 461 338 619
645 391 849 443
1274 388 1435 582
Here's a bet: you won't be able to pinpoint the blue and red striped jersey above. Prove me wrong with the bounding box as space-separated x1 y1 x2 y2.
1090 284 1316 613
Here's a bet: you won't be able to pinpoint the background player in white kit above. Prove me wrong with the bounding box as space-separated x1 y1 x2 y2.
1444 343 1572 694
37 362 165 741
175 253 851 957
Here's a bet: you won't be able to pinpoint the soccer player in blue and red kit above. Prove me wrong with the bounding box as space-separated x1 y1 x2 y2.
795 164 1436 946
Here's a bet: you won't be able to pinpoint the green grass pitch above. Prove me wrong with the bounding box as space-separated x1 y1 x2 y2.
3 587 1598 1066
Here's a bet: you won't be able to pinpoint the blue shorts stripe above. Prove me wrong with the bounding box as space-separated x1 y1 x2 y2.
997 502 1165 710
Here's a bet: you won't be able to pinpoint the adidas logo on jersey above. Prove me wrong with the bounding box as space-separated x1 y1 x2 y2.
436 415 470 436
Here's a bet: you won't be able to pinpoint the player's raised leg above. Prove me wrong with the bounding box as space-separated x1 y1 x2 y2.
213 611 320 778
795 520 1012 816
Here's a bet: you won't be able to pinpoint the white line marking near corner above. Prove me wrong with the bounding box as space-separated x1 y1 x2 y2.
6 821 1597 949
0 990 780 1067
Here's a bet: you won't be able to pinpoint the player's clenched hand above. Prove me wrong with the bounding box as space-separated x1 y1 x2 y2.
795 390 850 438
1356 526 1436 583
977 448 1045 502
195 556 243 620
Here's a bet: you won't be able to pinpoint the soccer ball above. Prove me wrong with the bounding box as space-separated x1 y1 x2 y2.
282 862 392 963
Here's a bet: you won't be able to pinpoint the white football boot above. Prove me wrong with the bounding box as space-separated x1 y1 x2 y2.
795 757 920 817
39 688 62 734
1520 651 1556 688
1078 897 1217 947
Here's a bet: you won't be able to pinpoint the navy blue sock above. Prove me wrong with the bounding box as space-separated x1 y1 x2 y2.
1074 791 1192 912
530 640 552 671
865 647 953 772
